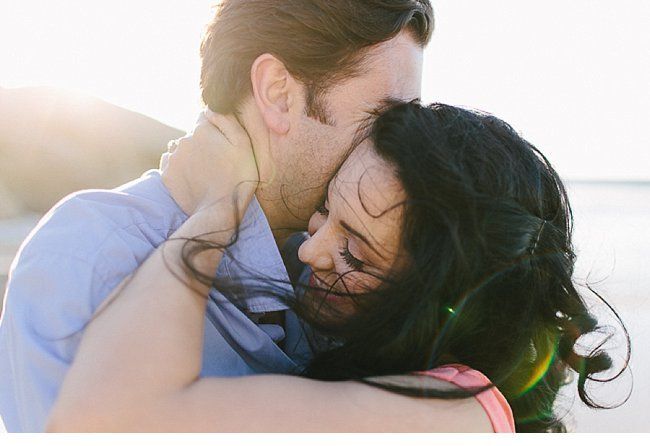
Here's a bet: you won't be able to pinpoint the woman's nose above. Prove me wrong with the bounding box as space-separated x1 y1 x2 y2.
298 229 334 272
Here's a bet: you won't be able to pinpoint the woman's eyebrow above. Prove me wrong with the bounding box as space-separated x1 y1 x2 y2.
339 220 386 261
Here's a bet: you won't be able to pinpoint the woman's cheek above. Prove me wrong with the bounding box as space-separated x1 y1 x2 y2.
341 270 377 294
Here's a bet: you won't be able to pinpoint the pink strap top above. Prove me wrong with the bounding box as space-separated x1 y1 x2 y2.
414 364 515 433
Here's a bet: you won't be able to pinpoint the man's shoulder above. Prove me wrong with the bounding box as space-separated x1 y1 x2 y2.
51 169 186 232
19 170 187 263
3 171 188 336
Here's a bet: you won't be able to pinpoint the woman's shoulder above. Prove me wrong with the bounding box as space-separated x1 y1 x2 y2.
414 364 515 433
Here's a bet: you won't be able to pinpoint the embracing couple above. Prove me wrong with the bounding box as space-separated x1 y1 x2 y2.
0 0 625 433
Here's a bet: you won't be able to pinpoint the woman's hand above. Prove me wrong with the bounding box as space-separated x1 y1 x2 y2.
161 110 258 217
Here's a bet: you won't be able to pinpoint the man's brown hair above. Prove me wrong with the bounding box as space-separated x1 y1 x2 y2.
200 0 433 122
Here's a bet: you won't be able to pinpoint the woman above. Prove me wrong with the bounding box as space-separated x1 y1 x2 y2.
47 102 629 432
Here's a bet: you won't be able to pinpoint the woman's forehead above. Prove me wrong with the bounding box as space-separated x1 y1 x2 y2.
331 144 405 248
333 143 403 211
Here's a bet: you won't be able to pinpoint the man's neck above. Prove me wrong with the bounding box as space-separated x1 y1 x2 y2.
238 103 308 248
255 194 304 248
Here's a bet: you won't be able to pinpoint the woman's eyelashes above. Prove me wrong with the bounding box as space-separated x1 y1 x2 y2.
316 203 329 216
340 240 364 271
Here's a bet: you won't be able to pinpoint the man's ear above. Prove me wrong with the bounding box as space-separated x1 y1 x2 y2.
250 53 293 135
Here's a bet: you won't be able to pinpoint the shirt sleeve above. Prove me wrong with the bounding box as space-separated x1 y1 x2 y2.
0 196 150 432
0 250 106 432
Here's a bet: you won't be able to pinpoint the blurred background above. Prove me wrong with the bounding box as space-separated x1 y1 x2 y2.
0 0 648 432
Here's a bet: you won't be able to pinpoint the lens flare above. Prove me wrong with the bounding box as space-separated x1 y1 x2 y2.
516 335 559 398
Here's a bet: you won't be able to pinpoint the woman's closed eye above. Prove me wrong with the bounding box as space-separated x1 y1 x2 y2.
316 203 329 216
315 203 364 271
340 240 364 271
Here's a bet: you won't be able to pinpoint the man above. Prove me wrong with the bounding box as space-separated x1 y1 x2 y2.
0 0 432 432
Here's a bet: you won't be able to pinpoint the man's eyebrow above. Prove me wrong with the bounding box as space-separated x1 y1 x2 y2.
340 220 387 261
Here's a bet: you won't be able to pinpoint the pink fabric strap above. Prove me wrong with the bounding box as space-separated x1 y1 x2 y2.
414 364 516 433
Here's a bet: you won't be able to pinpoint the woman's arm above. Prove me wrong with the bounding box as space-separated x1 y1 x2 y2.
48 210 490 432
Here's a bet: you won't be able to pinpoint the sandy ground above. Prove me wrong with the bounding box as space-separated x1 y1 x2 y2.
0 182 648 432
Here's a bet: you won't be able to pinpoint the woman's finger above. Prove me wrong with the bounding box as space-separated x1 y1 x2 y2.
204 109 248 145
167 139 180 154
159 151 170 171
195 110 208 126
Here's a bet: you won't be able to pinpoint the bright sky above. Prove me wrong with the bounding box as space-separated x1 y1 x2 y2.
1 0 648 180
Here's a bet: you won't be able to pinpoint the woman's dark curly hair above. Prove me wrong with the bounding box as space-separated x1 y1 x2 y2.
289 102 631 432
184 101 630 432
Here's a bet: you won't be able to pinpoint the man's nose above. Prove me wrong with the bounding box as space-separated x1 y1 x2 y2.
298 230 334 272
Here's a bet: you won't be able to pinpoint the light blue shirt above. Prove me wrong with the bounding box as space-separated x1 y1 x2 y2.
0 170 312 432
